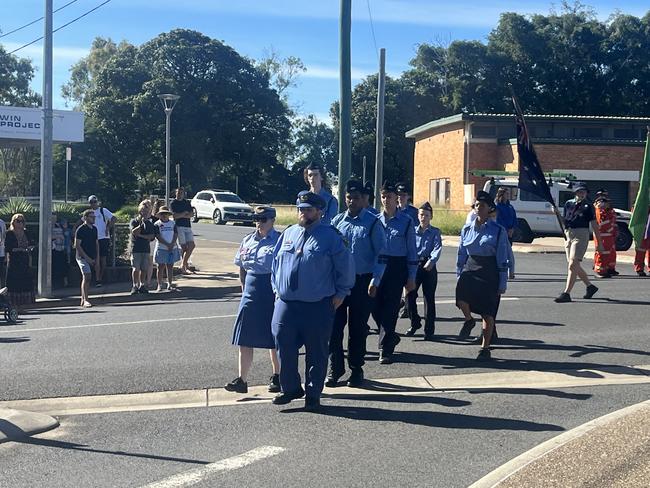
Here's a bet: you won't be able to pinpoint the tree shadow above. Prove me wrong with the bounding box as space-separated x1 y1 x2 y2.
463 388 592 400
496 319 565 327
0 336 30 343
601 298 650 306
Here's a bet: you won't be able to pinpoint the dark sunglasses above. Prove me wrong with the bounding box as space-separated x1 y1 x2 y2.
14 219 25 223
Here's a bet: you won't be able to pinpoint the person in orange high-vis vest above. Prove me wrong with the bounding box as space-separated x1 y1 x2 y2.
633 205 650 277
593 195 618 278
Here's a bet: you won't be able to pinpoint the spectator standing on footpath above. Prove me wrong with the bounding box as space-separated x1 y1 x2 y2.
554 183 603 303
75 210 99 308
633 204 650 277
51 213 67 288
153 206 180 292
328 180 386 388
171 188 196 275
0 216 6 287
148 199 164 288
304 163 338 225
129 200 157 295
405 202 442 341
225 206 281 394
593 192 618 278
495 187 517 279
88 195 116 286
271 191 354 411
4 214 35 310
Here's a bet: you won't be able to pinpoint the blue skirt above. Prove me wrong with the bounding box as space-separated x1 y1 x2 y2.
231 272 276 349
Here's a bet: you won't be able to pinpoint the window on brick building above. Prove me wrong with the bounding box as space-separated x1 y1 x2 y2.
429 178 451 207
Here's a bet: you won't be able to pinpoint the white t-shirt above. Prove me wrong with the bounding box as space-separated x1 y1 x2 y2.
0 219 5 258
92 207 114 240
154 219 176 252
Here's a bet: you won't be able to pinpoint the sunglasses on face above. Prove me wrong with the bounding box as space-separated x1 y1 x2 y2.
15 219 25 223
254 218 269 223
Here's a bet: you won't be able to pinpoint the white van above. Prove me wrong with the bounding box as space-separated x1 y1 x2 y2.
482 177 633 251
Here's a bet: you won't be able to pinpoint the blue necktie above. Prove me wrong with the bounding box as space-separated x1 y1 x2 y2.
289 229 308 291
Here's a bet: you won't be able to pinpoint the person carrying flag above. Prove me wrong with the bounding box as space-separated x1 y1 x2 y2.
630 129 650 277
632 205 650 277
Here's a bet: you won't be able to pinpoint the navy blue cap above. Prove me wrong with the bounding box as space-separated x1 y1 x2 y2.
380 180 396 194
296 191 326 210
396 182 410 194
419 202 433 213
252 206 276 221
574 182 588 192
362 181 374 195
345 180 364 194
476 191 496 210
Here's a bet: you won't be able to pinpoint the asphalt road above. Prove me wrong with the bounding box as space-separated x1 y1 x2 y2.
192 220 259 244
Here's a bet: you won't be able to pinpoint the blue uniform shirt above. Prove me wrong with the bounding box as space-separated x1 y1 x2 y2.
415 225 442 268
272 221 354 302
319 188 339 225
379 210 418 280
400 204 418 223
366 205 379 215
234 228 281 274
332 208 387 286
456 219 510 292
496 201 517 231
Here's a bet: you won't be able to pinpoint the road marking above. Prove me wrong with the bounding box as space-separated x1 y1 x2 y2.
0 315 238 335
139 446 285 488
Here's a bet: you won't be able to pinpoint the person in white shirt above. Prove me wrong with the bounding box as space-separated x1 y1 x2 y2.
88 195 116 286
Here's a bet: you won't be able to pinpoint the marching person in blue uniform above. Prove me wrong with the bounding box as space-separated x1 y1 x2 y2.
225 206 282 394
362 181 379 215
405 202 442 340
271 191 354 411
372 181 418 364
456 191 510 361
304 162 339 225
396 182 419 223
327 180 387 388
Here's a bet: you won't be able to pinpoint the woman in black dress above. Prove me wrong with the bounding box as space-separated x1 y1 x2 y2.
5 213 35 309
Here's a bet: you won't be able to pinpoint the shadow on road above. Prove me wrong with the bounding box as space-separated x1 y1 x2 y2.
324 393 471 407
0 336 30 344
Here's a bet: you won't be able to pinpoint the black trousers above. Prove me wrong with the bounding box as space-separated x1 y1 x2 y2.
406 264 438 334
372 257 407 355
329 273 373 373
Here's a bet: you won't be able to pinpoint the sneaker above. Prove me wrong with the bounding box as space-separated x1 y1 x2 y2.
583 284 599 299
82 300 93 308
130 286 139 296
476 348 492 361
379 352 393 365
637 271 647 277
224 377 248 394
325 369 343 388
138 286 149 294
405 325 420 337
166 283 176 291
509 273 516 280
272 388 305 405
268 374 281 393
554 292 572 303
304 396 321 412
458 318 476 339
346 368 364 388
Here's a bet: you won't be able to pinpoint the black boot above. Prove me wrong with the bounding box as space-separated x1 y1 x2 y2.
224 377 248 393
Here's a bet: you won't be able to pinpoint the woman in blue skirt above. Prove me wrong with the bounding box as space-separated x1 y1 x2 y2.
225 206 281 394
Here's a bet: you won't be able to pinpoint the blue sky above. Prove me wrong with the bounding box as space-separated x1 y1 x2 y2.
1 0 648 122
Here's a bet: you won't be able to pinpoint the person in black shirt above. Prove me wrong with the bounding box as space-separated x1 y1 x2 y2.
129 200 156 295
75 210 99 308
171 187 196 274
555 183 603 303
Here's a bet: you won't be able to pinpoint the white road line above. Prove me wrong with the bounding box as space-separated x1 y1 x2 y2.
0 315 237 335
139 446 286 488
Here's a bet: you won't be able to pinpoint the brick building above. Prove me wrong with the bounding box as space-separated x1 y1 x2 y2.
405 113 650 211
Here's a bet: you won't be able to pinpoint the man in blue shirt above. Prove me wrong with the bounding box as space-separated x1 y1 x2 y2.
271 191 354 411
328 180 387 387
303 163 339 225
405 202 442 340
396 182 418 223
372 181 418 364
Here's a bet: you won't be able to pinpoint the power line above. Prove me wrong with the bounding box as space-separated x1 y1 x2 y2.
7 0 112 55
366 0 379 60
0 0 80 39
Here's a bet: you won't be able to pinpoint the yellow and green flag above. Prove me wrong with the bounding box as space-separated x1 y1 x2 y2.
629 129 650 248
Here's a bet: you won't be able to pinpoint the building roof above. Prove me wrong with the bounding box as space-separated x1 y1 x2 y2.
405 113 650 139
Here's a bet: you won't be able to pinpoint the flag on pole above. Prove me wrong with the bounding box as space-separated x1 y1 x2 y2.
629 129 650 248
511 94 555 206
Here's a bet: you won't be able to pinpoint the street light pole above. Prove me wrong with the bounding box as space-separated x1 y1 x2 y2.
158 94 180 206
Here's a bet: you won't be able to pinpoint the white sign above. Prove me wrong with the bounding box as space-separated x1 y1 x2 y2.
0 106 84 143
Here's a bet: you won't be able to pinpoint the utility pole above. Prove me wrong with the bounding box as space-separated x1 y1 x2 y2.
374 48 386 207
38 0 53 297
338 0 352 211
65 146 71 203
362 155 367 183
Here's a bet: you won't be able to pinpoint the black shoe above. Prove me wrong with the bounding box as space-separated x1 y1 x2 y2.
608 270 619 277
268 374 281 393
423 333 435 342
583 284 598 299
379 352 393 365
637 271 647 277
304 396 321 412
325 372 343 388
458 318 476 339
405 325 420 337
272 388 305 405
138 286 149 294
554 292 572 303
346 368 364 387
224 377 248 393
476 348 492 361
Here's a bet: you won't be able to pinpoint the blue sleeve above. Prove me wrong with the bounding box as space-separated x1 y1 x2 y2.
370 219 387 286
406 221 418 280
457 227 468 277
496 225 510 292
271 231 285 293
426 229 442 266
509 205 517 228
234 239 244 267
327 196 339 223
331 234 355 299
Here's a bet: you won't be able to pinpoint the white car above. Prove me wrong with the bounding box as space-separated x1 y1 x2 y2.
190 189 254 225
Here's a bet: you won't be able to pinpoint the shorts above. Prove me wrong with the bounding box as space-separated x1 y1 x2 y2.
76 257 92 275
98 239 110 258
565 228 590 262
176 227 194 246
131 252 150 271
155 247 181 265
